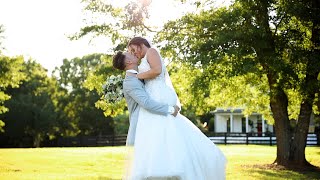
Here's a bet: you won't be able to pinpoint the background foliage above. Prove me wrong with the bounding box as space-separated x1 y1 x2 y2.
0 2 319 168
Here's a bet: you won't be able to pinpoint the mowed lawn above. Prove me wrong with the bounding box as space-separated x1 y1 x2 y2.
0 145 319 180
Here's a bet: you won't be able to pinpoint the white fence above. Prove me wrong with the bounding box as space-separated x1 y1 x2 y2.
208 133 318 146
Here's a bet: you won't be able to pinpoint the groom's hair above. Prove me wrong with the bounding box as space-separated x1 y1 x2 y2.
113 51 126 70
128 37 151 48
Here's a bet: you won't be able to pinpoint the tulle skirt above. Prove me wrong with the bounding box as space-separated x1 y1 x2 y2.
123 108 227 180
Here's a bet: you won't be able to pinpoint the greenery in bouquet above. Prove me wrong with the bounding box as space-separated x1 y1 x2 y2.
102 75 124 103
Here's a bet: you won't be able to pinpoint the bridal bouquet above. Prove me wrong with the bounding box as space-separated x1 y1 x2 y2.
102 75 124 103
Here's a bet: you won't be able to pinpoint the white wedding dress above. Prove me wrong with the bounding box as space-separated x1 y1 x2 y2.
125 53 227 180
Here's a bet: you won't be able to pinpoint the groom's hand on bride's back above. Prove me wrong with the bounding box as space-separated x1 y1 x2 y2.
171 105 180 117
174 105 180 112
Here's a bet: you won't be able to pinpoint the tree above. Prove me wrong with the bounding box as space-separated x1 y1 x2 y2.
156 0 319 168
53 54 115 136
0 26 26 133
0 55 25 133
2 60 57 147
72 0 157 133
71 0 154 50
83 54 128 132
277 0 320 167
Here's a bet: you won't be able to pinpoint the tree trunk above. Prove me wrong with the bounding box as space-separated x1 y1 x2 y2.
290 18 320 165
289 68 318 167
290 101 313 166
33 133 42 148
267 74 292 166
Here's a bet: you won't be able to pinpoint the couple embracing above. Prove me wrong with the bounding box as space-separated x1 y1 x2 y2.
112 37 226 180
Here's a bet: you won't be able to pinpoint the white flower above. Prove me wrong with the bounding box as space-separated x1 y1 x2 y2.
102 75 124 103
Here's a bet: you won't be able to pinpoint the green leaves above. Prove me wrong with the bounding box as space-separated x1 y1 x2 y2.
72 0 154 51
1 59 58 146
0 56 25 89
0 55 26 132
53 54 116 136
83 55 126 117
157 0 319 124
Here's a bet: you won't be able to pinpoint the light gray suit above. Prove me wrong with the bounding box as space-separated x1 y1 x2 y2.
123 74 170 146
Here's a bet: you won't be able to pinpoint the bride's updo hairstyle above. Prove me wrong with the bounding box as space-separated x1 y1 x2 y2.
127 37 151 48
113 51 126 70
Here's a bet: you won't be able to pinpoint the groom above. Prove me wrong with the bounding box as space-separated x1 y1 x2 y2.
112 51 180 146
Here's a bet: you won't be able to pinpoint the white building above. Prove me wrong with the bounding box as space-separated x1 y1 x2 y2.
213 108 274 136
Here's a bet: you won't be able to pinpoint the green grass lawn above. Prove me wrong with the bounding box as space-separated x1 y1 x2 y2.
0 145 319 180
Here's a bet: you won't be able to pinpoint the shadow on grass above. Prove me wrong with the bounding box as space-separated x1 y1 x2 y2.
243 164 320 180
250 169 320 180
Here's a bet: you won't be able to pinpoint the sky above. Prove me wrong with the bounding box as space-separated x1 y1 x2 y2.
0 0 229 73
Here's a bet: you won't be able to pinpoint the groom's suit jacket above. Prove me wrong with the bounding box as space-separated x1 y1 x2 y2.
123 75 170 146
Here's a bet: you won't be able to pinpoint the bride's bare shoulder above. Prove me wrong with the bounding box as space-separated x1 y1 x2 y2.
147 47 159 55
146 48 161 60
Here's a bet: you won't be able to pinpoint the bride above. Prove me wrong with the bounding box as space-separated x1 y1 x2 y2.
125 37 226 180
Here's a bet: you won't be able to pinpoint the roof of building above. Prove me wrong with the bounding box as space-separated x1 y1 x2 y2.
212 108 261 115
213 108 243 114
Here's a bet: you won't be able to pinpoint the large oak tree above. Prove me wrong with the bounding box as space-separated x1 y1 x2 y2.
156 0 320 168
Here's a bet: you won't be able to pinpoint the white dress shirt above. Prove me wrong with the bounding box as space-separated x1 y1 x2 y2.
126 69 139 74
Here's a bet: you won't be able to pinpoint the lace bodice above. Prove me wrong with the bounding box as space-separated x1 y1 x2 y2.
138 55 177 106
